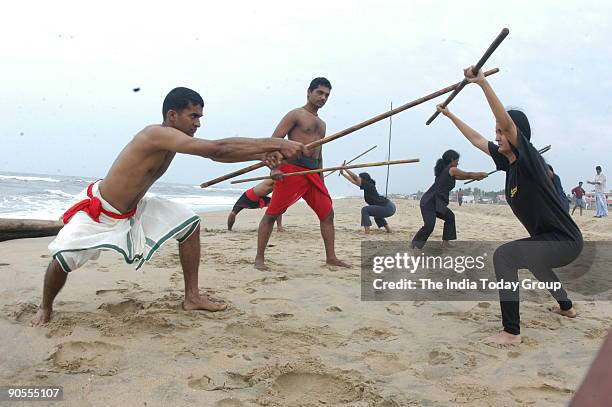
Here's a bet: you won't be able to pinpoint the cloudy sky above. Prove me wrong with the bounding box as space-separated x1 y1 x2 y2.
2 0 611 196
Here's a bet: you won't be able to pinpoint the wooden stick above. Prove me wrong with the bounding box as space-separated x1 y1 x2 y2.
200 68 500 188
464 145 551 185
230 159 419 184
426 28 510 125
324 145 377 178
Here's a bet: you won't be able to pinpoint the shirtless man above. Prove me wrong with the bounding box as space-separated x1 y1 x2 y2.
31 87 305 325
254 77 350 270
227 179 283 231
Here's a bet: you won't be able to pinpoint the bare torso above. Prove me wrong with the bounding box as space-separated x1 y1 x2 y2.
98 125 176 213
284 107 326 158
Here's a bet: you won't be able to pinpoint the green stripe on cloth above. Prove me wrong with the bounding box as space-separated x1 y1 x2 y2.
136 216 201 270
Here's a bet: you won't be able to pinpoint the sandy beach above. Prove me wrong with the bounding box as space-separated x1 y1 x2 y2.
1 197 610 406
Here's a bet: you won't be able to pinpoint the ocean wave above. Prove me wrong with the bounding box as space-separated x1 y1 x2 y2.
45 189 77 198
192 185 245 194
162 195 236 206
0 175 61 183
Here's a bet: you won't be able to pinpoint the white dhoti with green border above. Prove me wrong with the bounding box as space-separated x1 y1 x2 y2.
49 182 201 272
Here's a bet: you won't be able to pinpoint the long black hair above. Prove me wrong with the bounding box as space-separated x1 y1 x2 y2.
359 172 375 185
434 149 460 177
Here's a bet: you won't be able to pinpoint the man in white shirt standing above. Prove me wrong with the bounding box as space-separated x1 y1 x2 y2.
587 166 608 218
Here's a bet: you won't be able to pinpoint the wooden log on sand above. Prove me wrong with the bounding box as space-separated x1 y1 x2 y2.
0 218 63 242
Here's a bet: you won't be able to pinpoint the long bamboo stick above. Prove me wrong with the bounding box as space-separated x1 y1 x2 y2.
324 145 377 178
230 159 419 184
200 68 500 188
464 145 551 185
426 28 509 125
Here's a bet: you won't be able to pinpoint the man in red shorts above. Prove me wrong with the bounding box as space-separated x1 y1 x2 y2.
254 77 350 270
227 179 283 231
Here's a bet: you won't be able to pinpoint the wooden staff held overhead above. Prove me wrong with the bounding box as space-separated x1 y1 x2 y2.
426 28 510 125
230 159 419 184
464 145 551 185
200 68 500 188
324 145 377 178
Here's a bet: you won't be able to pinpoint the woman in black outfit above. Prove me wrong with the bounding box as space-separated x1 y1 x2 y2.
340 169 395 234
436 66 582 345
411 149 488 249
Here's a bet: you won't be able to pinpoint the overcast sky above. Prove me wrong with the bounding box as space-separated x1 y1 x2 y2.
2 0 611 196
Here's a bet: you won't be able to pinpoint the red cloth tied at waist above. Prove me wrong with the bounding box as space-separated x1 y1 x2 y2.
62 183 137 224
245 188 267 208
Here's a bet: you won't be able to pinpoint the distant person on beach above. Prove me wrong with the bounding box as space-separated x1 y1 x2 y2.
571 181 586 216
411 149 487 249
227 179 283 231
457 188 464 206
436 67 582 345
254 77 350 270
31 87 306 326
547 164 570 212
587 166 608 218
340 169 395 234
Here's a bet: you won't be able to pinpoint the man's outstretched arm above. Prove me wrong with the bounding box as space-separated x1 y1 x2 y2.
148 126 306 163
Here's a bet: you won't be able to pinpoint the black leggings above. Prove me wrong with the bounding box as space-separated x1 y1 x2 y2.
412 202 456 249
493 234 582 335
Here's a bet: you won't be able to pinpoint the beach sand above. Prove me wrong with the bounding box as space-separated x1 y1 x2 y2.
1 198 610 406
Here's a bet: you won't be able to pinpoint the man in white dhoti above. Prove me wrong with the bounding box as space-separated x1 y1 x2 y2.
587 166 608 218
31 87 306 326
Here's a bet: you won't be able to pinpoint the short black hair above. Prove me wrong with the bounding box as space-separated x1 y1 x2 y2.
579 181 583 185
596 166 602 172
162 87 204 119
308 77 332 92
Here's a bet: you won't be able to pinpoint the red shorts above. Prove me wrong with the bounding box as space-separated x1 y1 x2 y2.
266 163 333 220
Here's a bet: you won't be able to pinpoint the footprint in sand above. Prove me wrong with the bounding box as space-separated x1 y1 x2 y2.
0 262 11 266
98 299 144 316
271 312 294 321
46 341 124 376
509 383 574 404
584 326 610 339
95 288 128 297
215 398 244 407
6 301 38 322
249 297 290 305
188 372 251 391
385 303 404 315
326 305 342 312
350 327 398 342
268 372 365 405
428 350 454 365
364 350 410 376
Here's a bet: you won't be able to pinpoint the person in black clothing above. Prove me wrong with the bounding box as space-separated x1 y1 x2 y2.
411 150 488 249
340 169 396 234
547 164 570 212
436 66 583 345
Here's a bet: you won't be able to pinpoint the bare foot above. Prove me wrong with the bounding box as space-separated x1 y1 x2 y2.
551 306 577 318
384 225 393 234
363 227 370 234
441 240 454 248
326 258 351 268
483 331 522 345
30 307 52 326
254 257 270 271
182 296 227 312
276 227 285 233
